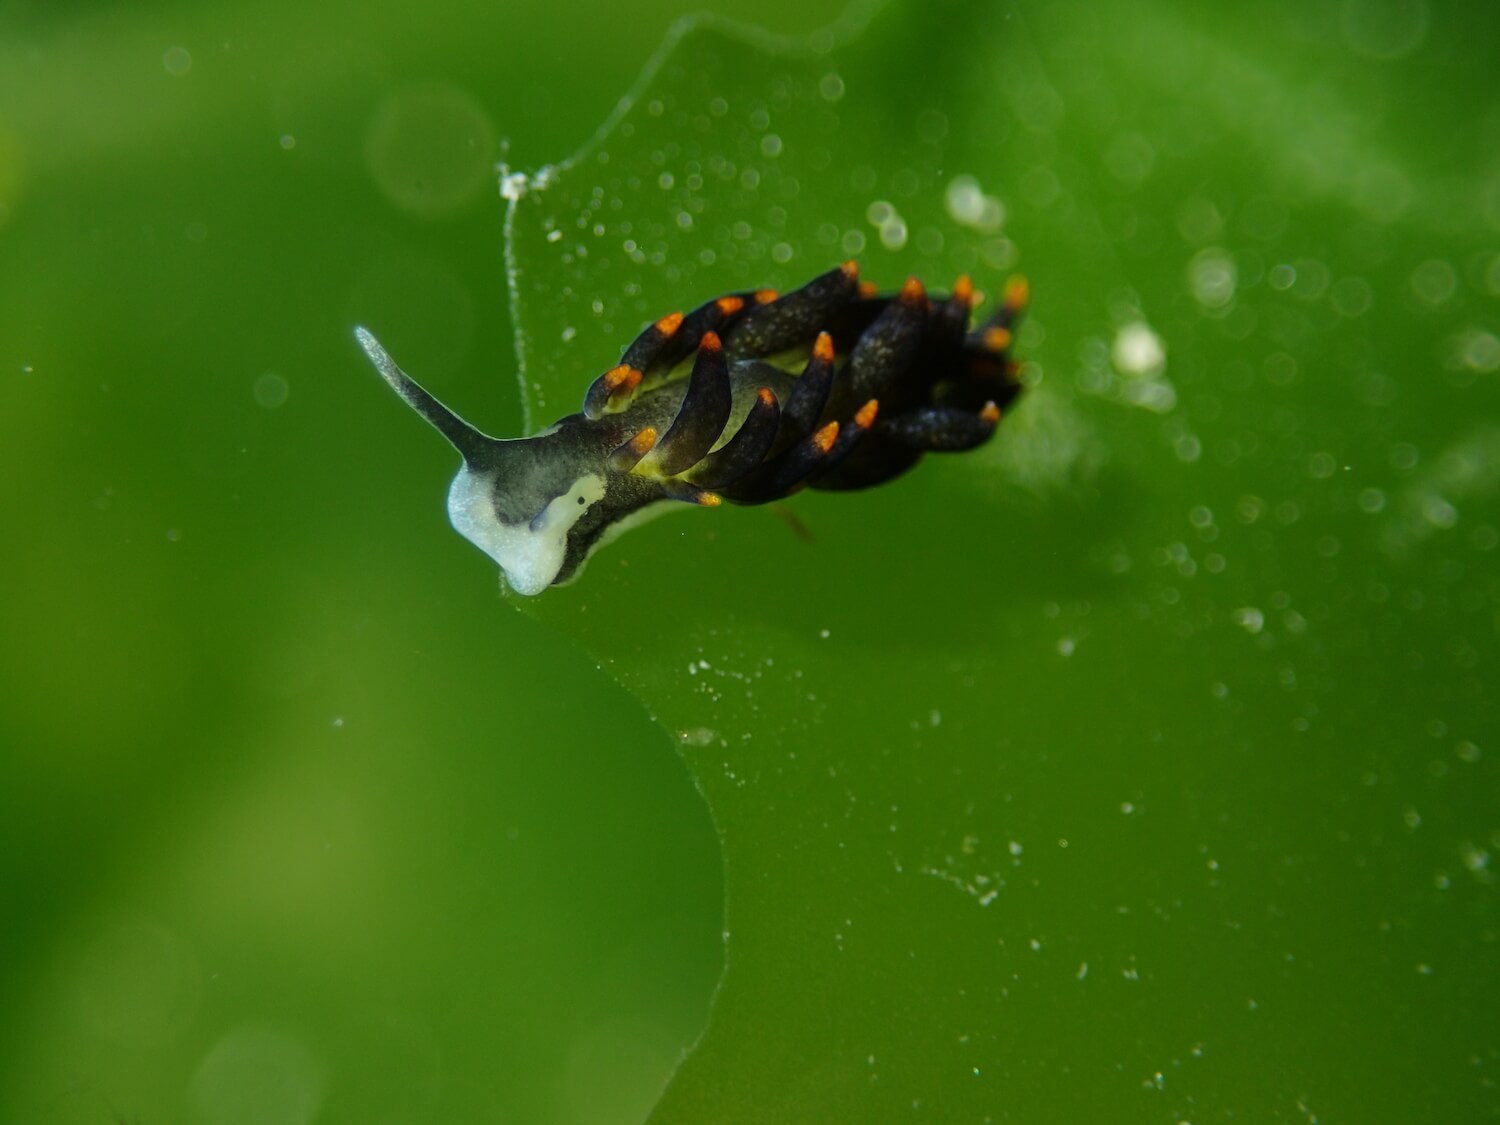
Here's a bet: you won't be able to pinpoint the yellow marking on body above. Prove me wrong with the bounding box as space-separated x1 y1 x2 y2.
813 421 840 454
980 401 1001 425
813 332 835 364
953 275 975 305
716 296 745 315
656 311 684 336
840 259 860 280
854 399 879 428
858 281 878 298
754 288 778 304
700 330 722 352
696 491 723 507
899 276 926 305
756 387 776 407
983 326 1013 352
627 427 658 455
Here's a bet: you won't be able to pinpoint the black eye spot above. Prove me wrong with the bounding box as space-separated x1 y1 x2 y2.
577 495 586 505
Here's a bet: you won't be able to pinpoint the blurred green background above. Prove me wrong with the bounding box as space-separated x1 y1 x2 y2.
0 0 858 1121
3 0 1498 1123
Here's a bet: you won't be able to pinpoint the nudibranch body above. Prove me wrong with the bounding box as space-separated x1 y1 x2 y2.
357 261 1026 595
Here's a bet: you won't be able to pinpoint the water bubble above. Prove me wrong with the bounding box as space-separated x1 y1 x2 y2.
1331 276 1373 317
1457 329 1500 372
1389 442 1419 471
1411 259 1457 305
1112 322 1166 376
916 227 944 255
980 237 1017 270
1104 131 1155 188
1176 197 1223 243
253 373 289 409
1188 247 1237 309
1174 434 1202 462
1290 259 1330 300
1421 494 1458 529
916 110 949 143
944 175 1005 233
1264 352 1298 385
162 47 192 76
1307 451 1338 479
365 84 496 218
819 74 845 102
865 199 908 250
189 1024 325 1125
1020 166 1060 207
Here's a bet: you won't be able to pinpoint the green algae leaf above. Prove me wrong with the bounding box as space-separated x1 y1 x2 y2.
498 1 1499 1119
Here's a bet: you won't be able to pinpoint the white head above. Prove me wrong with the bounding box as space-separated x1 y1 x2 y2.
357 327 661 593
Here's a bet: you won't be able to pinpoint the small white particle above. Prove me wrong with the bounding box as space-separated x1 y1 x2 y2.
1234 606 1265 634
1112 322 1165 377
499 170 530 201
